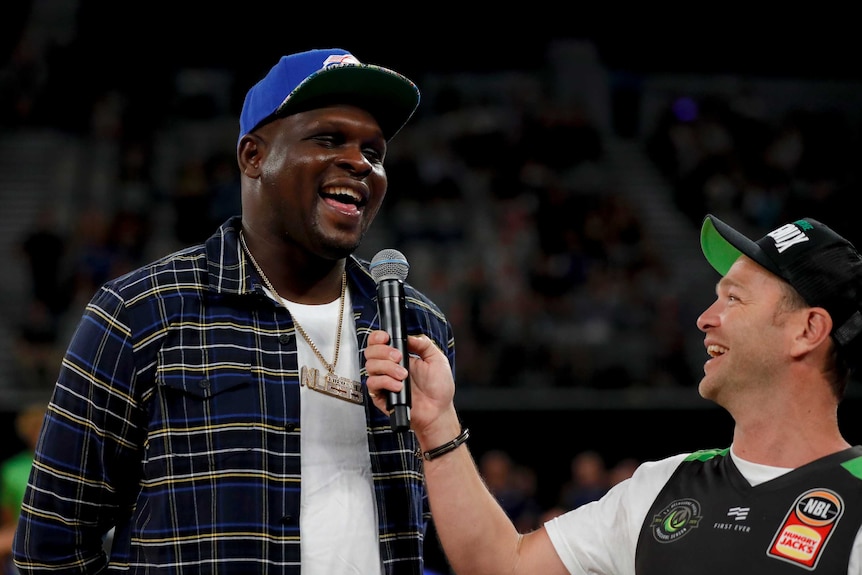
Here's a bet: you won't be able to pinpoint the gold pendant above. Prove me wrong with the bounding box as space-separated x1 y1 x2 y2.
300 366 363 405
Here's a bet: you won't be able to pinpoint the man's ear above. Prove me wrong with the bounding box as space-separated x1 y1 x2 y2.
794 307 833 357
238 134 263 178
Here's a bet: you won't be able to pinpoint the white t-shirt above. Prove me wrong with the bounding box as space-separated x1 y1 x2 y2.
545 448 862 575
279 290 382 575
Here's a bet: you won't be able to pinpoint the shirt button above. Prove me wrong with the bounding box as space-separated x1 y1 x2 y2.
279 515 293 525
285 423 296 432
278 333 291 345
198 379 210 389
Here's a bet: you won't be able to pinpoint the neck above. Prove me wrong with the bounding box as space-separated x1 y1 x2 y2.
240 230 346 304
731 411 850 468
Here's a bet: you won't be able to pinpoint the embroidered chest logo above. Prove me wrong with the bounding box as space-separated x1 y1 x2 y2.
713 506 752 533
728 506 750 520
650 498 702 543
767 488 844 570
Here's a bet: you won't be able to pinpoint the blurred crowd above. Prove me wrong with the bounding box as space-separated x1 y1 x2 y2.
2 33 678 394
645 86 862 247
4 28 862 401
477 447 639 533
4 14 862 575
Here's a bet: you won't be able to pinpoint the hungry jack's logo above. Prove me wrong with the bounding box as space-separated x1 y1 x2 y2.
767 488 843 570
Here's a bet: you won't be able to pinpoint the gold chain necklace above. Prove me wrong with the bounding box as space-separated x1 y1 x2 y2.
239 231 362 404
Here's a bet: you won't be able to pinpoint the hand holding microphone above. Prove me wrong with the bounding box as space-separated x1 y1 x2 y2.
370 249 411 431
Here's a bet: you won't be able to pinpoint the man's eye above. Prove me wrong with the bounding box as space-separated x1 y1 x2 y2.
363 148 383 163
313 135 337 146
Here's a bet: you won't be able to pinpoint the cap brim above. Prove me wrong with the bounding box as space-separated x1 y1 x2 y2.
700 215 779 276
276 64 420 141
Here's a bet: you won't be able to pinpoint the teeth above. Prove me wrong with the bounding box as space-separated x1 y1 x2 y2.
707 344 728 358
325 186 363 202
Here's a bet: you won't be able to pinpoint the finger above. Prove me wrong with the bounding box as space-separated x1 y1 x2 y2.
364 340 402 366
368 329 391 345
366 370 405 393
370 360 407 382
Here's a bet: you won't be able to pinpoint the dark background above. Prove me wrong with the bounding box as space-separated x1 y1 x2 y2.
4 4 861 95
4 6 862 572
5 0 862 514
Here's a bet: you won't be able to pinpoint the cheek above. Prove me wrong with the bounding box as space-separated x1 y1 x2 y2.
372 165 388 189
364 195 385 224
367 168 388 207
261 137 315 176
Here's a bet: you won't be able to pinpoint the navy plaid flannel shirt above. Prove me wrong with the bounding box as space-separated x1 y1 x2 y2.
13 216 455 574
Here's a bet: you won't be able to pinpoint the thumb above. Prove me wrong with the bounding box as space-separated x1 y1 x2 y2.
407 334 445 363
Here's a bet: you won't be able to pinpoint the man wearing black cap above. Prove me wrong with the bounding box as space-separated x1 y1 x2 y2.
13 49 454 575
365 214 862 574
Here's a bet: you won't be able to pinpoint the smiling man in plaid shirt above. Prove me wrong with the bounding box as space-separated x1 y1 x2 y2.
13 48 454 575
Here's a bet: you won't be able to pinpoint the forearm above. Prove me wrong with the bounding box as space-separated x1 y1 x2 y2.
0 522 15 556
365 331 565 572
417 412 523 575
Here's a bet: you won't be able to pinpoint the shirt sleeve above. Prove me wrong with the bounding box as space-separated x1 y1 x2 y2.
14 286 146 574
544 453 688 575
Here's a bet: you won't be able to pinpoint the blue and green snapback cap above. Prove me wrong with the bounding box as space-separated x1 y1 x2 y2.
239 48 420 146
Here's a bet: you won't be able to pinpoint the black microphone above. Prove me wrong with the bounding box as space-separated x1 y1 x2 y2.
370 249 411 431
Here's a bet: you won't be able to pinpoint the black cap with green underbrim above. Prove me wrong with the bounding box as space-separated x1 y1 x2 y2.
701 214 862 348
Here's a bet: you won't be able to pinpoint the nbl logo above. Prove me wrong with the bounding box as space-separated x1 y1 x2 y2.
768 488 844 570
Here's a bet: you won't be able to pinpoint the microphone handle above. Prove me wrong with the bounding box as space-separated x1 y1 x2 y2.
376 279 411 431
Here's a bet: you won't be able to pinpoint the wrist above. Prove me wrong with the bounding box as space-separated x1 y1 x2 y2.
416 411 465 460
418 427 469 461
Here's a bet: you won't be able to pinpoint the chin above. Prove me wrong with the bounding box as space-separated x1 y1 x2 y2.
697 378 715 401
318 238 358 260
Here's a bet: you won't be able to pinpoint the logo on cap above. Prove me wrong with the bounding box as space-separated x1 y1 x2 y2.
769 221 811 254
322 54 361 68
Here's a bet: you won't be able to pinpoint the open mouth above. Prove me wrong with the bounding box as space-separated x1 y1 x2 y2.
707 344 728 358
322 186 367 208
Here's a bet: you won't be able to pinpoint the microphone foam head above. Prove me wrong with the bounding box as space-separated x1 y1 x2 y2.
370 249 409 283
